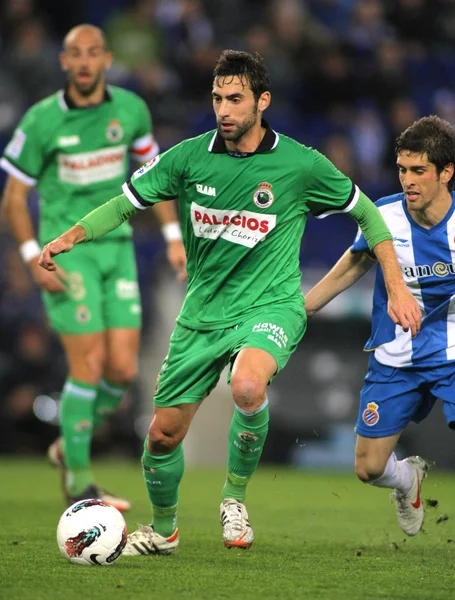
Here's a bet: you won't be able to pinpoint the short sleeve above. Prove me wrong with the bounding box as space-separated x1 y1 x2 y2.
303 150 358 219
122 142 186 209
129 97 159 163
0 108 45 185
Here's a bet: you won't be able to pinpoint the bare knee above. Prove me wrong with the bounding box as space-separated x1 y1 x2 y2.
69 350 104 384
230 374 265 412
355 456 388 483
147 418 186 455
103 361 138 386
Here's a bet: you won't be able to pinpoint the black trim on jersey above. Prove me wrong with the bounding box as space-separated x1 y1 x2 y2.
210 120 277 158
126 180 152 207
312 181 356 217
63 86 113 110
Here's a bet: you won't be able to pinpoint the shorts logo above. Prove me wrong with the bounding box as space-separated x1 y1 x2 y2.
116 279 138 300
362 402 380 426
253 182 274 209
155 356 168 394
74 419 93 432
252 322 288 348
130 303 141 314
69 272 86 301
238 431 259 444
106 119 123 143
76 304 91 324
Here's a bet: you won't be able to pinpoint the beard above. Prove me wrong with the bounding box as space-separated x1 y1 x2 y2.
70 72 103 97
217 105 258 142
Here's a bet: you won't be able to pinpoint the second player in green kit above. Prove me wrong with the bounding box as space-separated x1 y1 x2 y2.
39 50 421 553
1 25 186 511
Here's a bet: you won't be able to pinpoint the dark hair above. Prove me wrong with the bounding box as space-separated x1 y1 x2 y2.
395 115 455 190
213 50 270 102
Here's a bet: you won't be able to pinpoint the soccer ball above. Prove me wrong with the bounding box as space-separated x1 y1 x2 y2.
57 499 127 566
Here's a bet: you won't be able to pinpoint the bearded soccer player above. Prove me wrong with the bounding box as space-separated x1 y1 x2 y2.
0 25 186 511
305 115 455 537
39 50 420 552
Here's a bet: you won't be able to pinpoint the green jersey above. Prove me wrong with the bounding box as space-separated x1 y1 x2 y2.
1 85 158 244
123 123 358 330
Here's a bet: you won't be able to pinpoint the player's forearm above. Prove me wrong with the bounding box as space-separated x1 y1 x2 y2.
2 176 35 245
152 201 183 242
77 193 140 241
305 249 374 316
1 175 43 263
349 191 392 250
373 239 407 296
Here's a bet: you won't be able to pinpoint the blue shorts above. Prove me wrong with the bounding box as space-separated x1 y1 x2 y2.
355 354 455 438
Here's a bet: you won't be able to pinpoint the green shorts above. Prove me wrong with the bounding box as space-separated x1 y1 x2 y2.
154 302 306 407
42 238 141 334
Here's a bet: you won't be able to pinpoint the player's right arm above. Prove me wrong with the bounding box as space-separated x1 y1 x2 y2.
2 175 67 292
304 249 375 317
39 193 140 271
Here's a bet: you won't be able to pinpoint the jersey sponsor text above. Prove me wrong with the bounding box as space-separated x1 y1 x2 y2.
58 145 127 185
190 201 276 248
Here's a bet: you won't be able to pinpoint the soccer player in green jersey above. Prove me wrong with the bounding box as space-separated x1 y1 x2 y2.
0 25 186 512
39 50 421 552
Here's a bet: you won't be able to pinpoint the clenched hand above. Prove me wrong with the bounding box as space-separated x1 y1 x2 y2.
388 285 422 338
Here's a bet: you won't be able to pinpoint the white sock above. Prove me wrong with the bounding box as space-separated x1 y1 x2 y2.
370 453 415 494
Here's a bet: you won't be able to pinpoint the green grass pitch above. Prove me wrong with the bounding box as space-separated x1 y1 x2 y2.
1 458 454 600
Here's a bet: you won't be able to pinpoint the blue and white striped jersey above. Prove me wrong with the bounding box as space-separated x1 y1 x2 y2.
351 192 455 368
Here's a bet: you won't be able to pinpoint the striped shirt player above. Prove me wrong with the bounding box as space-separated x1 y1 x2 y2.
350 191 455 440
304 115 455 539
352 193 455 370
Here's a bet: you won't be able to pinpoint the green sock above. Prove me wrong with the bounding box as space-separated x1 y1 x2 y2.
93 378 127 430
222 400 270 502
60 378 97 495
142 440 184 537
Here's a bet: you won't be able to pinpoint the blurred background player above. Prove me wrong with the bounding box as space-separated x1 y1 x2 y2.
38 50 420 553
0 24 187 511
305 115 455 536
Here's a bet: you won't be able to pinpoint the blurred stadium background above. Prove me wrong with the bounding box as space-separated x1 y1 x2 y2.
1 0 454 469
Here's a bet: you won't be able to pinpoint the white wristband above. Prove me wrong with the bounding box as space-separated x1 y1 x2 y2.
19 239 41 263
161 221 182 242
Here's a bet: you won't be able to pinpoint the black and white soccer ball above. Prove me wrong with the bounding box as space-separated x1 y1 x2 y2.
57 499 127 566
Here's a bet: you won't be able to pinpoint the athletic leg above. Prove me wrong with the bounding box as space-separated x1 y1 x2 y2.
59 332 104 499
219 347 275 549
96 327 140 430
123 402 201 556
355 356 432 535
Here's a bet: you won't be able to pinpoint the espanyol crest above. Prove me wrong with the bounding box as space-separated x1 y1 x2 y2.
253 182 274 208
106 119 123 142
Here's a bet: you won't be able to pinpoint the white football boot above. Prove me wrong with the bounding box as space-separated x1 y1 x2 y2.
123 525 179 555
220 498 254 549
393 456 429 536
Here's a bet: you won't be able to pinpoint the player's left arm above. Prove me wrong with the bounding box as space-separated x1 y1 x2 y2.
349 191 422 337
